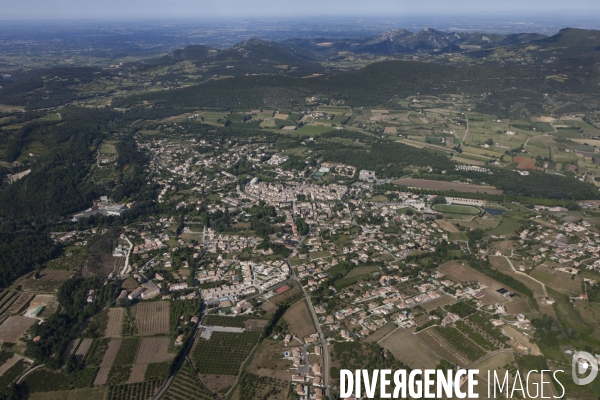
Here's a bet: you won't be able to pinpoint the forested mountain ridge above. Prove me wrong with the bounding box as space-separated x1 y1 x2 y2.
131 38 324 76
0 67 112 110
113 56 600 112
282 27 549 55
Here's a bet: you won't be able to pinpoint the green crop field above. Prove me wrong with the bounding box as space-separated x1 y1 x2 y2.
202 315 257 328
191 331 261 375
488 218 521 235
294 124 336 136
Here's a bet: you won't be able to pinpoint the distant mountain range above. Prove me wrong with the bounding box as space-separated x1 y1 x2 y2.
283 28 548 55
135 38 323 76
1 27 599 110
131 27 600 78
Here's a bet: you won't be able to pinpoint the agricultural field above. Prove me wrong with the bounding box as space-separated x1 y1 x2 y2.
144 362 171 381
363 323 397 343
192 331 261 376
106 379 164 400
436 219 463 233
344 265 381 279
0 353 24 377
244 319 268 332
74 338 94 362
438 261 513 292
232 373 291 400
126 364 147 384
15 363 102 394
488 240 517 257
99 140 118 155
132 301 170 335
294 123 335 136
433 326 486 362
422 294 456 312
28 387 107 400
135 337 175 364
378 327 441 370
502 325 542 356
530 264 582 295
488 218 522 236
457 316 507 351
106 308 124 338
46 251 87 271
0 316 36 343
504 297 535 315
472 351 515 377
488 255 515 273
107 365 133 386
416 328 470 367
162 361 215 400
0 359 30 387
113 338 140 366
246 339 294 381
15 270 74 293
480 288 512 306
283 299 316 340
62 339 80 362
1 293 34 318
94 339 122 386
202 315 257 328
122 307 137 336
454 215 501 231
0 291 34 323
85 338 110 367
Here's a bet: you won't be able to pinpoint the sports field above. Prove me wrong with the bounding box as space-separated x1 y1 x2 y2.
433 204 480 215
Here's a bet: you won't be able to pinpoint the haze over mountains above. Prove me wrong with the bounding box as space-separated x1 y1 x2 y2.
284 28 548 55
134 26 598 73
1 26 599 111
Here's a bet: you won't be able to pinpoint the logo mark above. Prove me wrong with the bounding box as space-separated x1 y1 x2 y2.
572 351 598 385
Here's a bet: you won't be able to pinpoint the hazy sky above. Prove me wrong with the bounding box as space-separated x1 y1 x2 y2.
2 0 600 20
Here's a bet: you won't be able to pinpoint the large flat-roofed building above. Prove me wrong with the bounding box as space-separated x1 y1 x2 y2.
445 197 485 207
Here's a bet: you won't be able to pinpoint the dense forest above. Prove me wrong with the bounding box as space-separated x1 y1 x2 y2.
311 138 454 177
26 277 119 368
0 108 115 224
0 232 59 288
423 169 600 201
0 67 111 110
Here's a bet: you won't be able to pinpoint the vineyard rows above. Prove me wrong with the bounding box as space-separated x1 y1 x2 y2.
191 331 260 375
163 363 215 400
107 379 164 400
435 326 486 361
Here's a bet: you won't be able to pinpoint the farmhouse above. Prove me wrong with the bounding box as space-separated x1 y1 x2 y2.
128 287 144 300
169 282 189 292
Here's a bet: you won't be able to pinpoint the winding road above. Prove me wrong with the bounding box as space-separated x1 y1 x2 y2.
451 111 469 157
503 256 547 297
